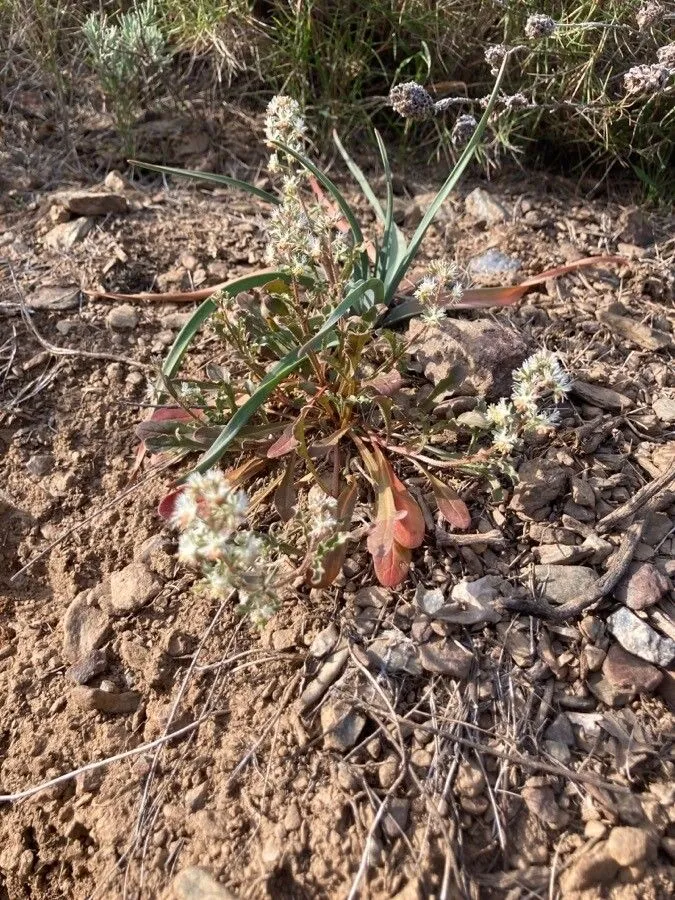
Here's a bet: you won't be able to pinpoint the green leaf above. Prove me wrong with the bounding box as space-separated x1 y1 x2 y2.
162 270 305 379
186 277 384 477
374 130 406 285
384 55 510 304
270 139 370 278
332 130 385 223
128 160 279 205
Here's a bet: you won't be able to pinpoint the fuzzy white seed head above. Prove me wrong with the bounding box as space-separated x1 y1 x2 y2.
525 13 557 39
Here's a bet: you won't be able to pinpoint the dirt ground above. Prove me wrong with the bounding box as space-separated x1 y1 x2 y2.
1 118 674 899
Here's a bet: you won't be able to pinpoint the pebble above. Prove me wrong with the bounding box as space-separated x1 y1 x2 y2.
464 187 507 225
284 802 302 832
570 476 596 508
587 673 634 708
59 190 128 216
522 778 569 830
367 630 421 675
607 607 675 667
653 397 675 423
533 565 597 604
44 218 93 250
105 562 161 615
25 453 53 477
71 685 140 714
106 304 139 331
172 867 238 900
602 644 663 693
271 627 296 652
383 798 410 838
606 826 657 867
418 640 472 678
467 248 520 284
510 460 567 521
454 760 485 798
545 713 575 746
536 543 590 565
583 645 606 672
62 591 110 664
66 648 108 685
309 623 339 657
378 757 399 789
559 843 619 893
26 286 80 311
446 576 503 624
185 782 208 813
615 563 671 611
320 700 366 752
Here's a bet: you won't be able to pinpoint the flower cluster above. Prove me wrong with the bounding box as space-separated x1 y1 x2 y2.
485 43 508 75
657 43 675 69
486 350 571 452
299 488 348 585
170 471 278 625
389 82 435 120
452 114 478 147
524 13 557 40
623 63 670 96
265 177 323 275
265 95 307 174
414 261 463 326
636 2 665 30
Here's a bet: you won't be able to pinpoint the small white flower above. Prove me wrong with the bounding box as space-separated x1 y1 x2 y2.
414 276 439 305
492 427 519 453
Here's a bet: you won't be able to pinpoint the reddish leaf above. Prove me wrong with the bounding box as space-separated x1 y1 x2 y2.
158 488 183 520
377 451 425 549
363 370 405 397
372 541 412 588
267 423 300 459
311 480 358 588
426 471 471 530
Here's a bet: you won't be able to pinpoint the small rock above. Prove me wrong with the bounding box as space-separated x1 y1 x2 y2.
44 218 93 250
446 576 503 624
26 286 80 311
522 780 569 830
606 826 657 867
602 644 663 693
510 460 567 521
545 713 575 746
185 782 208 813
455 760 485 798
284 802 302 832
320 700 366 752
615 563 670 611
271 627 296 652
653 397 675 424
62 592 110 664
383 798 410 838
658 670 675 712
407 317 531 400
587 673 634 708
418 640 472 678
378 757 399 789
165 630 196 657
106 562 161 615
583 645 606 672
597 309 672 352
106 304 139 331
25 453 53 477
354 585 389 607
543 740 571 765
71 686 140 714
535 544 590 565
368 630 421 675
309 623 339 657
505 629 534 667
570 476 596 509
172 866 238 900
560 844 619 893
60 191 128 217
465 187 507 225
468 248 520 285
607 607 675 667
533 565 597 604
66 648 107 685
103 170 134 193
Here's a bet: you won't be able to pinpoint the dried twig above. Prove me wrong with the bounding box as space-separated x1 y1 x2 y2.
597 462 675 533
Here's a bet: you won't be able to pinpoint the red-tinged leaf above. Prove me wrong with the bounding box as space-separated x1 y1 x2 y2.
373 448 425 549
158 488 183 520
308 426 350 458
373 541 411 588
311 480 358 588
363 370 405 397
267 423 300 459
274 454 296 522
430 478 471 530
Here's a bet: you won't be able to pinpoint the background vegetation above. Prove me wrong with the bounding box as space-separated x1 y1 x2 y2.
1 0 673 180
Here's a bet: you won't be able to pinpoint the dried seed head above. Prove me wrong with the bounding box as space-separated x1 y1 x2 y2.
524 13 557 39
623 63 670 95
389 82 435 120
451 114 478 147
656 43 675 69
503 92 531 111
485 43 508 75
636 2 665 30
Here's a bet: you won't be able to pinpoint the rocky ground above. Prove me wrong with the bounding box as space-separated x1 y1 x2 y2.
1 139 674 899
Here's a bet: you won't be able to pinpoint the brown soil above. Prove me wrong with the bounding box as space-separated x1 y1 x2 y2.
1 131 674 900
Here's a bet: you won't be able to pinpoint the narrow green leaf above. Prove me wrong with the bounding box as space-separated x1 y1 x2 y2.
129 160 280 205
374 129 406 284
162 270 298 379
270 140 369 277
333 130 385 223
384 55 510 304
187 278 384 476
